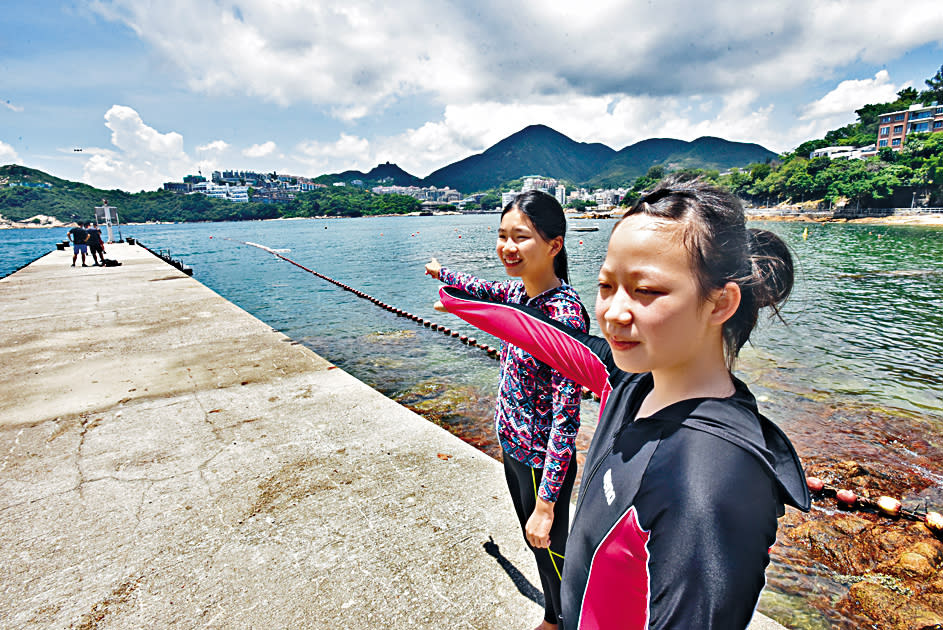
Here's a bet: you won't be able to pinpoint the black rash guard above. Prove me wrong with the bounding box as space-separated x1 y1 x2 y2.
439 286 810 630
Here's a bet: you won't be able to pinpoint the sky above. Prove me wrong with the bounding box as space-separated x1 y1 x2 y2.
2 1 943 193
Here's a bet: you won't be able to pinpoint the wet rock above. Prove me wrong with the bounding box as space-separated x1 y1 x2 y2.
927 576 943 594
837 460 871 479
365 329 417 342
790 515 877 574
394 381 499 458
892 552 935 579
910 540 943 566
789 511 943 629
843 582 900 625
833 515 871 536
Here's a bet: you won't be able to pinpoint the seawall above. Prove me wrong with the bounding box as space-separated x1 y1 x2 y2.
0 244 787 629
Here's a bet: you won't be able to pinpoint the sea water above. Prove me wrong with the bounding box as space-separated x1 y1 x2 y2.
3 215 942 628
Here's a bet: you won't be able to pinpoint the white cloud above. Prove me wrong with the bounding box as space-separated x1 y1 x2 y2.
0 140 21 163
243 141 277 158
2 100 24 113
68 2 943 185
93 0 943 118
81 105 195 190
197 140 229 152
295 134 373 172
801 70 903 120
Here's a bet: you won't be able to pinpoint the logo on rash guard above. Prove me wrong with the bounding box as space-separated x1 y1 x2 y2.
603 468 615 505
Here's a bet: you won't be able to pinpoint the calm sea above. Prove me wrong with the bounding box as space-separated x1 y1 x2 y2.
3 215 942 628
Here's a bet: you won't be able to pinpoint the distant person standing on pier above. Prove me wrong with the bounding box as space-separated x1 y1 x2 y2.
425 190 588 630
86 222 106 266
68 222 88 267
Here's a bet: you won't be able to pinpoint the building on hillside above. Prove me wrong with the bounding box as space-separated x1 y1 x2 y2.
809 145 877 160
163 182 193 194
7 181 52 189
522 176 558 193
213 170 265 186
252 189 295 203
876 103 943 150
191 181 249 202
298 178 327 191
372 184 462 204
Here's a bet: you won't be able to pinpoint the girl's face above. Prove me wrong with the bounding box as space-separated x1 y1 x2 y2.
496 208 560 280
595 213 719 375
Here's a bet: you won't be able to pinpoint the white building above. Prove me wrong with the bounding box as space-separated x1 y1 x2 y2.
555 185 566 205
191 182 249 202
809 145 877 160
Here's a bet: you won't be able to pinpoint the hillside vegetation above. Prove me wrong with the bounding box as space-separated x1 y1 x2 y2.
0 165 421 223
624 64 943 208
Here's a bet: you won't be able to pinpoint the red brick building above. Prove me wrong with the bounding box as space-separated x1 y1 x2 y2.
876 103 943 150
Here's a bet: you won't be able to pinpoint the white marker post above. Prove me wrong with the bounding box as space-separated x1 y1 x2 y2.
94 199 121 244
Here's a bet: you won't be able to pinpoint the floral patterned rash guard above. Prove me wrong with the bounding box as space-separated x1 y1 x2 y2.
438 267 587 502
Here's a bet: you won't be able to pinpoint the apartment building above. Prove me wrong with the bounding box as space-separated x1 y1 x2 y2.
876 102 943 150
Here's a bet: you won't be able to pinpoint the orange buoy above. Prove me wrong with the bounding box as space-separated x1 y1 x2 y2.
836 489 856 506
876 496 901 517
927 511 943 532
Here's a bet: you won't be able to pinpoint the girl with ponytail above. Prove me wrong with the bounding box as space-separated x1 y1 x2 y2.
436 177 809 630
425 190 588 630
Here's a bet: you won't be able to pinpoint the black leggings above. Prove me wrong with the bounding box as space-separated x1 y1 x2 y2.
503 454 577 624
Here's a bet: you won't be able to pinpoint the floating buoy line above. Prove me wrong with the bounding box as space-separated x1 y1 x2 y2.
224 236 601 401
225 237 509 360
806 475 942 535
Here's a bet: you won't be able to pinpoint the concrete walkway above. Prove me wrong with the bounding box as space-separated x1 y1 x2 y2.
0 244 787 629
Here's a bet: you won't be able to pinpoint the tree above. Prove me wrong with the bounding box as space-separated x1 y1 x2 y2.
479 192 502 209
921 64 943 104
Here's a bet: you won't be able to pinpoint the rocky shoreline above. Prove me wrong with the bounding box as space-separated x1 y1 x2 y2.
746 212 943 226
0 214 70 229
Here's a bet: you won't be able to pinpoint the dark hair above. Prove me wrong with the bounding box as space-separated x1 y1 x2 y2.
619 174 793 369
502 190 570 282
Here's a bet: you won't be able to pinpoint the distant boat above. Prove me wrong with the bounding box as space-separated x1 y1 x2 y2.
572 225 600 232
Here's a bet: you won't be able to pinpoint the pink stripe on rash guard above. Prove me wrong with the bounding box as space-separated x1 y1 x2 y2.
439 287 610 396
579 507 651 630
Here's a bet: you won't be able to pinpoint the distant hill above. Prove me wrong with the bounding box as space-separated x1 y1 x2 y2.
421 126 779 192
0 164 420 223
586 136 779 187
423 124 616 192
315 161 422 187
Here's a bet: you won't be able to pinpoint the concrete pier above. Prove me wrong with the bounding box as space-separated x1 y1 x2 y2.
0 244 787 629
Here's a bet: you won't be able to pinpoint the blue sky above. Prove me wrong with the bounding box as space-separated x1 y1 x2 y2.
2 1 942 192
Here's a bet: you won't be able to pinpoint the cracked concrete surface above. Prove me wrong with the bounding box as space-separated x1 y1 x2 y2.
0 245 786 630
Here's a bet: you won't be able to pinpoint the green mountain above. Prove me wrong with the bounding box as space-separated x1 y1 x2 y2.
315 161 422 187
420 125 778 192
423 124 616 192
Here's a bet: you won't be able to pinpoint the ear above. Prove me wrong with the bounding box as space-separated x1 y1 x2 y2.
548 235 564 257
709 282 741 325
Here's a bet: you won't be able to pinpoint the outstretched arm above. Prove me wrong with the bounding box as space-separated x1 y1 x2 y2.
438 286 614 396
426 258 515 303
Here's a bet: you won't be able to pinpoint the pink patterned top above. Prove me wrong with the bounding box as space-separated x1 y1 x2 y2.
439 267 587 502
